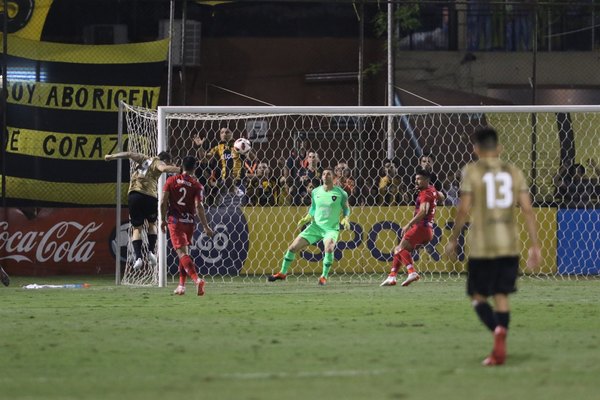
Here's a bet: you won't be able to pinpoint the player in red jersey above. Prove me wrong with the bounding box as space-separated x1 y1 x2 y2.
381 168 444 287
160 156 214 296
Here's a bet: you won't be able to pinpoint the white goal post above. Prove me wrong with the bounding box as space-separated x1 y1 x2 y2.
118 104 600 286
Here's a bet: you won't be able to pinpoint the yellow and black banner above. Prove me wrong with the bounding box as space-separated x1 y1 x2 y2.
2 20 169 206
1 0 53 40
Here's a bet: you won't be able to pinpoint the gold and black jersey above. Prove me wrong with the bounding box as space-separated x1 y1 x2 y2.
208 141 244 180
128 156 163 198
460 158 528 258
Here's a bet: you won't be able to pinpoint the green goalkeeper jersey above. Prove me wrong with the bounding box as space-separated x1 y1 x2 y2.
309 185 349 230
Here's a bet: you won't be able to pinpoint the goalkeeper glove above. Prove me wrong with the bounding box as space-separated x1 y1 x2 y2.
298 214 312 227
341 216 350 230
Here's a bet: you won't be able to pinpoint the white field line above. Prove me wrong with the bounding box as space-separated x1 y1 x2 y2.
203 369 386 381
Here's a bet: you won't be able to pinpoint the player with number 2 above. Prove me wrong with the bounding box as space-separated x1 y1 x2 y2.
161 156 214 296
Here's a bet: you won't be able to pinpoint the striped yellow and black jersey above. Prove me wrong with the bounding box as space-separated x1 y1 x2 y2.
460 157 529 258
207 141 245 180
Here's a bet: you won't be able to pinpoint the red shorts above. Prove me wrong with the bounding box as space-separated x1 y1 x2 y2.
403 225 433 248
168 222 194 250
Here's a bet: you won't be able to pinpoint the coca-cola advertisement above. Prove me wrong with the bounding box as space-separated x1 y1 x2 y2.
0 208 127 276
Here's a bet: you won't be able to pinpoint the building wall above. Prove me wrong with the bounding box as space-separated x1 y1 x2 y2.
394 51 600 104
168 37 386 107
168 37 600 107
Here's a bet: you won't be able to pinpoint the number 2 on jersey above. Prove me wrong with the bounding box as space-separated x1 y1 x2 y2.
482 172 513 209
177 187 188 206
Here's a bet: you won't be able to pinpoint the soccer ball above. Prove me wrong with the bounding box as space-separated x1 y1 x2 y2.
233 138 252 155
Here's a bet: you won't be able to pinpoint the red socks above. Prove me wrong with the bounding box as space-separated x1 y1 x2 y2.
181 255 200 283
391 252 402 275
178 263 187 286
399 249 413 266
391 249 414 275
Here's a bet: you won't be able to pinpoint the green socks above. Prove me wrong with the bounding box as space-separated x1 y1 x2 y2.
281 251 333 277
322 252 334 278
280 250 296 274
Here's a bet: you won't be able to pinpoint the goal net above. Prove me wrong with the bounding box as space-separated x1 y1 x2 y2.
119 104 600 286
119 105 161 286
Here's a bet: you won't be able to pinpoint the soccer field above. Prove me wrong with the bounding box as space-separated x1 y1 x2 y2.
1 276 598 400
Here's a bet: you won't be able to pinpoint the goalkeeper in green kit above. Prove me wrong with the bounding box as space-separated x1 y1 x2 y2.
268 169 351 285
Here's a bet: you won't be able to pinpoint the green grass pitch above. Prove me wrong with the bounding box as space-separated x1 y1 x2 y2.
1 276 598 400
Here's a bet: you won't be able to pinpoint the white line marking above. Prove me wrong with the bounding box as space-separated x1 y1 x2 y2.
203 370 386 381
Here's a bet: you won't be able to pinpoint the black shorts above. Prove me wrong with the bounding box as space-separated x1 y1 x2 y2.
467 256 519 297
128 191 158 227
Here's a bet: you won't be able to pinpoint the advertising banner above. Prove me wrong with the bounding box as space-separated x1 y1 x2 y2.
219 206 558 275
557 209 600 275
0 206 558 277
0 207 125 275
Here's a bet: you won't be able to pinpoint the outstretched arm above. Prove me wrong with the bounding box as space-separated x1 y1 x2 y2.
105 151 146 164
157 161 181 174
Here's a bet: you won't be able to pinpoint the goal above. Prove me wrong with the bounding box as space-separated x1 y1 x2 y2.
118 104 600 286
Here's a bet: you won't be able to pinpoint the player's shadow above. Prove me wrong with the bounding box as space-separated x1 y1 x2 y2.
497 352 548 365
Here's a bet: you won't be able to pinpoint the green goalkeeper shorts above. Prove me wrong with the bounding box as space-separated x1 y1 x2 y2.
299 223 340 245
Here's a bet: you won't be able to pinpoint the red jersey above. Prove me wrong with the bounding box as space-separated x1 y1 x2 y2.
163 173 204 224
414 184 438 228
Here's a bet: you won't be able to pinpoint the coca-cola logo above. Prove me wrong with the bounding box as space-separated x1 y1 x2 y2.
0 221 102 263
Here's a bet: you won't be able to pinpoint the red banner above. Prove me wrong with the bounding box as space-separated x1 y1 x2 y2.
0 208 127 275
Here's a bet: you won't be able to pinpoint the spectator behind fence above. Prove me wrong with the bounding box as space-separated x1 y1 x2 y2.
194 127 248 193
379 162 407 205
333 161 349 186
295 151 321 205
566 164 595 208
277 166 295 206
194 147 218 207
286 137 310 178
419 153 443 194
246 162 278 206
340 167 358 205
443 171 461 206
298 151 321 182
553 163 597 208
356 177 379 206
275 156 287 179
243 151 259 182
299 178 320 206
